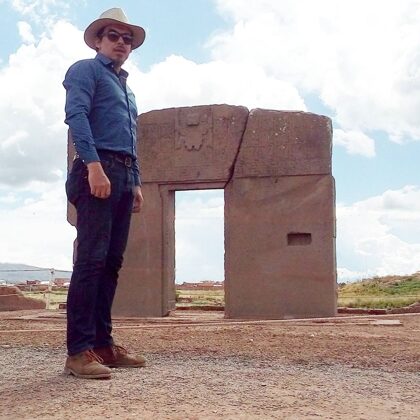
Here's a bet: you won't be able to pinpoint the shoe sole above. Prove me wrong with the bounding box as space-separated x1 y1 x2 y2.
64 367 111 379
105 363 146 368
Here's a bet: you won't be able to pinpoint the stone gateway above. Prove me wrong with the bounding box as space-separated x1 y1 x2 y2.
68 105 336 319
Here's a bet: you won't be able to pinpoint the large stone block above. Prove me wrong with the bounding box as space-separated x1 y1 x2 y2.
234 109 332 178
225 175 336 319
113 183 172 317
139 105 249 184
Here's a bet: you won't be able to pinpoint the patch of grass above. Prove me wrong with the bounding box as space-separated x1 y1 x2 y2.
338 272 420 309
23 291 67 309
339 273 420 296
175 289 224 307
338 296 419 309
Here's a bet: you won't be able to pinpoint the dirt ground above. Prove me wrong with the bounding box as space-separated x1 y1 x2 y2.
0 310 419 420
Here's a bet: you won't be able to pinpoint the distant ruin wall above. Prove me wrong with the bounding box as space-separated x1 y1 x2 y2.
0 286 46 311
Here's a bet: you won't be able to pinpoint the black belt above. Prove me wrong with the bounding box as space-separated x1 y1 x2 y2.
100 151 133 168
74 151 134 168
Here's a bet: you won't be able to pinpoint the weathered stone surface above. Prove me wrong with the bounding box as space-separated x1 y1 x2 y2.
388 301 420 314
138 105 249 184
113 183 173 317
338 307 387 315
225 175 336 319
234 109 332 178
0 286 46 311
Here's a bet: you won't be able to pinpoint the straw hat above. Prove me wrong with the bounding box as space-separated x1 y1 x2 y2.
84 8 146 50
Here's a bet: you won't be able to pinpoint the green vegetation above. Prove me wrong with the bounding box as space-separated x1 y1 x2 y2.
175 289 224 307
23 290 67 309
338 273 420 295
337 296 419 309
338 273 420 309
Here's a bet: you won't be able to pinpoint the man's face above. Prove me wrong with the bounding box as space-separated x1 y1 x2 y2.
95 24 133 66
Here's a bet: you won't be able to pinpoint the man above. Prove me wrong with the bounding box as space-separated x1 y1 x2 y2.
63 8 146 379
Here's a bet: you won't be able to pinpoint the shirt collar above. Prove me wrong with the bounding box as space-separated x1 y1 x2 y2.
95 53 129 78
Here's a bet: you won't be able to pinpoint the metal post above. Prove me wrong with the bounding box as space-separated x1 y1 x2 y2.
47 268 55 310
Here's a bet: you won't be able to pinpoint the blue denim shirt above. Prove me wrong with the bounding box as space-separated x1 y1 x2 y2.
63 53 141 185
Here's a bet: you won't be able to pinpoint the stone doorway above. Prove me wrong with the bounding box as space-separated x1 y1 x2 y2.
67 104 337 319
175 189 225 308
110 104 336 319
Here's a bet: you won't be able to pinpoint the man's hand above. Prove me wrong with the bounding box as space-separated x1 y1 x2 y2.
87 162 111 199
132 186 144 213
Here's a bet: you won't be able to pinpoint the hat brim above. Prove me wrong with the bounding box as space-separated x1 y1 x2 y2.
84 18 145 50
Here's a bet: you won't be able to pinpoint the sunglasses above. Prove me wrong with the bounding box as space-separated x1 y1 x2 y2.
103 30 134 45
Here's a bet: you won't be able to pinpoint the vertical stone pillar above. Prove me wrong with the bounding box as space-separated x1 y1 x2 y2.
114 185 177 317
224 109 336 319
113 183 174 316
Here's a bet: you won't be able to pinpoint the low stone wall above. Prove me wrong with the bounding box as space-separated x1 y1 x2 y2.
388 301 420 314
338 302 420 315
176 285 224 291
338 307 387 315
0 286 46 311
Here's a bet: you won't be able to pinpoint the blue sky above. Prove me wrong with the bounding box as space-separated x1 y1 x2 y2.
0 0 419 282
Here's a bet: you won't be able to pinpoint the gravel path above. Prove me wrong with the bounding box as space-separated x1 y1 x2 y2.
1 346 419 420
0 312 419 419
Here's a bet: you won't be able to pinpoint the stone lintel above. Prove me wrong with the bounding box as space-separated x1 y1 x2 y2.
138 104 249 184
233 109 332 178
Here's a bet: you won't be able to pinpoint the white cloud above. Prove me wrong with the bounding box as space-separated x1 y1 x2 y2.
0 18 85 270
333 129 376 157
1 130 28 152
0 193 19 204
337 186 420 281
11 0 70 25
211 0 420 147
0 181 75 269
0 20 90 187
17 21 35 43
175 191 224 282
127 55 306 114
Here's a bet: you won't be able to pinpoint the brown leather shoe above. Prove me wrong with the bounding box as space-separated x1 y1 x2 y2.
64 349 112 379
94 344 146 368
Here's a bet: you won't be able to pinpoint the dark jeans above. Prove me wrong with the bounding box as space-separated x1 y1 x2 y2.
65 153 135 356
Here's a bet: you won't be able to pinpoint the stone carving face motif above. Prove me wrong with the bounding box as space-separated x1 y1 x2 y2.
176 111 212 152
